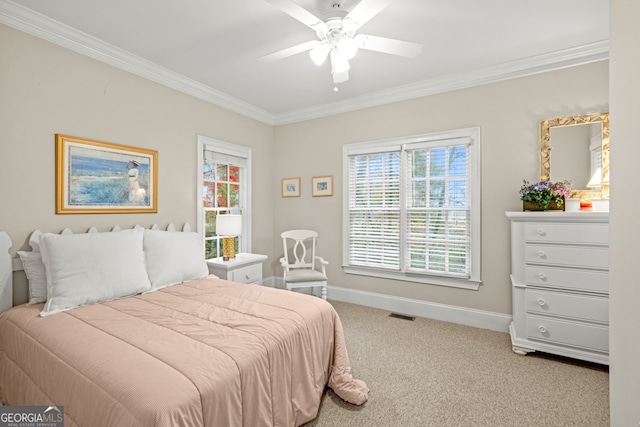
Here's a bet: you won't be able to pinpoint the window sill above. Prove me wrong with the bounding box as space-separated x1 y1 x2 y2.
342 265 481 290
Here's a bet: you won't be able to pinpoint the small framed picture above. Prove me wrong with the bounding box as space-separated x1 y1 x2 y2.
282 177 301 197
312 176 333 197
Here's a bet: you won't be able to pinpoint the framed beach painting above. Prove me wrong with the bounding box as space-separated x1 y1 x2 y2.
312 176 333 197
55 134 158 214
282 177 300 197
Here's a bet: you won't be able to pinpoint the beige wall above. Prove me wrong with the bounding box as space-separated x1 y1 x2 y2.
0 24 275 292
273 62 609 315
0 21 610 318
4 8 637 423
609 0 640 424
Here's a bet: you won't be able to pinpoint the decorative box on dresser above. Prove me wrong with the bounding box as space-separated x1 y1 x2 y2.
505 211 609 365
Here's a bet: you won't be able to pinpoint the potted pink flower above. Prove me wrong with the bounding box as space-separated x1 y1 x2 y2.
520 180 572 211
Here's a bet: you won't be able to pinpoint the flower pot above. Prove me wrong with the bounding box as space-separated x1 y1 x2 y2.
523 199 565 211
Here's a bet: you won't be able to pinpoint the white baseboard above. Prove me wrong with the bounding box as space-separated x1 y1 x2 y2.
263 277 511 333
328 285 511 333
260 276 281 289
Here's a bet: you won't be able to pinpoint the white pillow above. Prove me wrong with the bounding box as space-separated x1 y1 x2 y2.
40 228 151 316
143 230 209 291
17 251 47 304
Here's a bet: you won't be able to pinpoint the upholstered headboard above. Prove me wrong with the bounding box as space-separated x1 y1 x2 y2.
0 223 194 314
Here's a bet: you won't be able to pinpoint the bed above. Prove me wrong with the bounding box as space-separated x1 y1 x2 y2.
0 225 368 427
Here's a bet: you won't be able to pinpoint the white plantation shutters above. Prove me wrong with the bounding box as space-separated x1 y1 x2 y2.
344 129 480 289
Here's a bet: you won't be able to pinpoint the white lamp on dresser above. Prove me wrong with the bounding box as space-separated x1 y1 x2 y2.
505 211 609 365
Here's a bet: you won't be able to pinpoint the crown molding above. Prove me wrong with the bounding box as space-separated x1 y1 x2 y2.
1 0 608 126
274 40 609 125
0 0 277 125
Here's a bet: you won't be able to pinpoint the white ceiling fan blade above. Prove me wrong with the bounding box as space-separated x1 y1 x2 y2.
260 40 321 62
265 0 328 32
343 0 394 31
354 34 423 58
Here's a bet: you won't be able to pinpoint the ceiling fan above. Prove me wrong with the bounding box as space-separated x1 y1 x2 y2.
261 0 423 88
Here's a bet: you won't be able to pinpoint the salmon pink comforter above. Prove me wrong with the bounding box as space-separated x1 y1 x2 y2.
0 276 368 426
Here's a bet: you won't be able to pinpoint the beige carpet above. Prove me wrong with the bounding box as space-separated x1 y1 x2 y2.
304 300 609 427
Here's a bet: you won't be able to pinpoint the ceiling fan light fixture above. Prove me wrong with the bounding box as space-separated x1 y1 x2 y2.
332 69 349 84
310 43 331 65
264 0 424 88
330 50 350 74
330 50 350 84
336 36 358 60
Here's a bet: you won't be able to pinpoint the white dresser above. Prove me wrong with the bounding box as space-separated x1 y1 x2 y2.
505 212 609 365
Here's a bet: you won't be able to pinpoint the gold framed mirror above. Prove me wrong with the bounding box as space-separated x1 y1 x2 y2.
540 112 609 199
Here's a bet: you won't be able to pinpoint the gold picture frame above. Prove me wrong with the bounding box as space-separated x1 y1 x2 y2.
539 112 609 199
55 134 158 214
282 177 301 197
312 175 333 197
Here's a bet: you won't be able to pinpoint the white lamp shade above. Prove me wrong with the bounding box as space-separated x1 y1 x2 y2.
330 50 350 74
310 43 331 65
337 37 358 60
217 214 242 236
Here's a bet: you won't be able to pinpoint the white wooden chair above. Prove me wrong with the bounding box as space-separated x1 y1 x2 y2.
280 230 328 300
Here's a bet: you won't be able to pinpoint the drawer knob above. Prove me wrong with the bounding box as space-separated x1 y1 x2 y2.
537 298 546 306
537 273 547 280
537 250 546 258
245 274 250 279
536 228 546 236
538 326 547 333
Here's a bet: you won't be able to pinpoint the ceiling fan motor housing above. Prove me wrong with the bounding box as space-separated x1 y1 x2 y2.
316 18 355 44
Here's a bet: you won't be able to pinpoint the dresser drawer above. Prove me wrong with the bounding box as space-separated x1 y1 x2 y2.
229 264 262 284
525 266 608 293
526 316 608 352
525 223 608 245
525 245 608 269
525 289 608 324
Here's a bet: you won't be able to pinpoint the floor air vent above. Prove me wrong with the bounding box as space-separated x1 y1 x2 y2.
388 313 416 321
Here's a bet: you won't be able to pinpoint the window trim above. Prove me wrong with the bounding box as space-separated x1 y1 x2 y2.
197 135 252 255
342 127 481 290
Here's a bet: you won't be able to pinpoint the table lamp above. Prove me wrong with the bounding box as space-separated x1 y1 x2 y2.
216 214 242 261
587 167 602 189
581 167 603 211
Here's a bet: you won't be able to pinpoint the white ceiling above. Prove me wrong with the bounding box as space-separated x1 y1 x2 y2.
1 0 609 124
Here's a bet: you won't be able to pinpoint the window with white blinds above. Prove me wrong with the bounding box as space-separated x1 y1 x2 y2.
343 128 481 290
348 151 401 269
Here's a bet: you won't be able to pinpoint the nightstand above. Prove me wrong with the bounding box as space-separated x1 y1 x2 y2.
206 253 268 285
